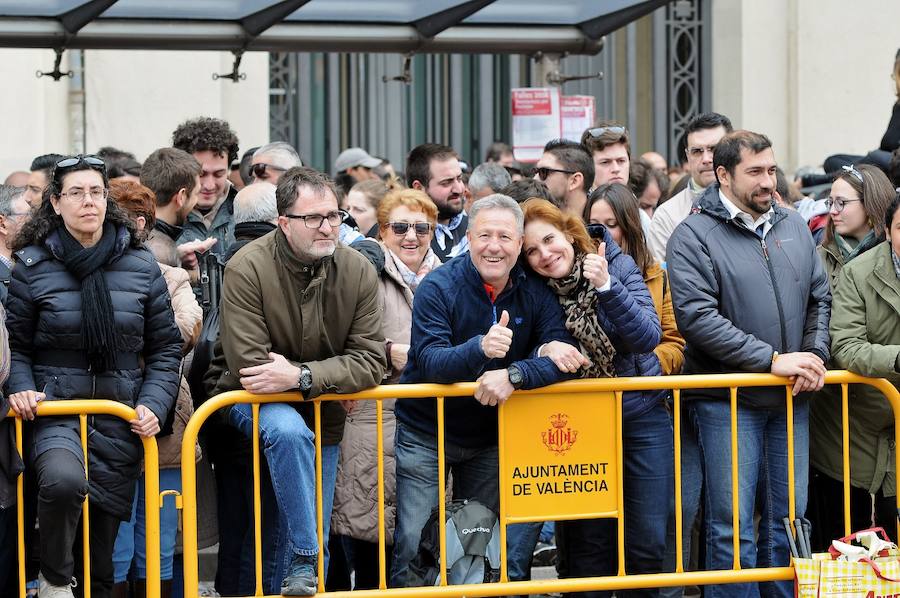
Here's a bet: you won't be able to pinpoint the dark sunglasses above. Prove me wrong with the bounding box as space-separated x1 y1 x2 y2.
55 154 106 173
534 167 575 181
586 223 607 239
250 163 287 179
387 222 432 236
587 125 627 138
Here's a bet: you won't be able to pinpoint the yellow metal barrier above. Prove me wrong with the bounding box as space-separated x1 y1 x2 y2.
7 400 162 598
180 371 900 598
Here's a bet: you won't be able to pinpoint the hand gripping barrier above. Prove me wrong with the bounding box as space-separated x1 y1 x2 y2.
180 371 900 598
7 400 162 598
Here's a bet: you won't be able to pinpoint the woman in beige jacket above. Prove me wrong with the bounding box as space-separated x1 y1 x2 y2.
331 189 440 590
108 180 203 598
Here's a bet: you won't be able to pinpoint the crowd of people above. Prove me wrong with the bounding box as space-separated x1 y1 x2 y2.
0 61 898 598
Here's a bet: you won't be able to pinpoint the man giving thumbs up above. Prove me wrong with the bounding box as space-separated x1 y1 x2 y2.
390 195 582 587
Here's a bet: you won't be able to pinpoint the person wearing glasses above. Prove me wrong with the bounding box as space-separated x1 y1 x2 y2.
250 141 303 184
806 163 895 548
532 139 594 218
520 198 670 595
331 189 439 589
824 195 900 541
647 112 733 264
0 184 33 305
4 155 182 598
208 166 385 596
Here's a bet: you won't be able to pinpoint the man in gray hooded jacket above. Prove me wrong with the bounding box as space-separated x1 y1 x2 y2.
667 130 830 598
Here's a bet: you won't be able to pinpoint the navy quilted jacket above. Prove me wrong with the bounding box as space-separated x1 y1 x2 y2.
397 255 578 448
5 225 182 519
582 228 664 420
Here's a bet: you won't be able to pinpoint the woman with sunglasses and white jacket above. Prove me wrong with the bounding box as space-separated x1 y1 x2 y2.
5 155 182 598
331 188 440 589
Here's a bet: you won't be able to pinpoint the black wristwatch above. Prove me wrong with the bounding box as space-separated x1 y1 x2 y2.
298 365 313 398
507 364 524 390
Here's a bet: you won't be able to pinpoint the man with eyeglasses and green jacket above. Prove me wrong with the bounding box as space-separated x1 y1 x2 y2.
209 166 386 596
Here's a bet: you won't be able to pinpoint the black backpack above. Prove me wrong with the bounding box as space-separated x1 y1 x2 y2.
407 498 501 586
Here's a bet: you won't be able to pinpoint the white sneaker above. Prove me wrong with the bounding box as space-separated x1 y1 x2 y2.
38 573 74 598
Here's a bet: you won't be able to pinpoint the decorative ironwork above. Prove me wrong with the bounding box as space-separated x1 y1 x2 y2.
664 0 706 161
269 52 297 147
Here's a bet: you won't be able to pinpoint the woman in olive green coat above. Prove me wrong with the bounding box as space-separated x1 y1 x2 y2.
812 196 900 546
808 164 895 548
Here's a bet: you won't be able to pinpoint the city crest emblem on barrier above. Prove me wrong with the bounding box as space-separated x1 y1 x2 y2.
542 413 578 455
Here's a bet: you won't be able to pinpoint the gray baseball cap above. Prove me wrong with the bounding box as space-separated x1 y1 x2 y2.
334 147 381 172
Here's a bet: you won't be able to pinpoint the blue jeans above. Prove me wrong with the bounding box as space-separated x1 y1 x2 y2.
229 403 339 568
507 522 543 581
693 400 809 598
390 421 499 588
661 403 703 598
112 467 182 581
557 403 673 598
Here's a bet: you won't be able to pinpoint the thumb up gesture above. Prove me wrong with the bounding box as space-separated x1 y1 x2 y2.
583 242 610 290
481 310 513 359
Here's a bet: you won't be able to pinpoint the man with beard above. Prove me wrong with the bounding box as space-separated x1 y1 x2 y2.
648 112 733 263
140 147 203 267
666 130 831 598
407 143 468 261
211 167 385 595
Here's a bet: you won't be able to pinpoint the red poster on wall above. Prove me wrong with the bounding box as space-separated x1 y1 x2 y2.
511 87 561 162
561 95 596 143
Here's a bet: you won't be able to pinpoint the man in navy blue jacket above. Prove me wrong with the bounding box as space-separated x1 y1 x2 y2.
390 194 581 587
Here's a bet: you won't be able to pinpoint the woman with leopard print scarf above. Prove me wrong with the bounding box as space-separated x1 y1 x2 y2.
522 198 673 593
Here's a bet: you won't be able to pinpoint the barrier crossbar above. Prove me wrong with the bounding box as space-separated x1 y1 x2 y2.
7 400 162 598
178 371 900 598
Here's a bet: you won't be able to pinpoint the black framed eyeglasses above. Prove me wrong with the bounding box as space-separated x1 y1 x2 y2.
250 163 287 179
687 145 717 158
824 197 861 213
283 210 346 229
587 126 627 138
534 167 576 181
387 221 432 236
586 223 607 239
59 187 110 203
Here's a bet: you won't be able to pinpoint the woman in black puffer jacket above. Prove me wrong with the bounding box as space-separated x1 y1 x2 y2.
5 155 182 598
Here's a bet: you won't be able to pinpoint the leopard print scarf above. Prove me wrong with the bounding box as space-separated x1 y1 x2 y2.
546 253 618 379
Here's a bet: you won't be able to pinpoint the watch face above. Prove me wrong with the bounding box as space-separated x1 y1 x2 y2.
509 368 523 385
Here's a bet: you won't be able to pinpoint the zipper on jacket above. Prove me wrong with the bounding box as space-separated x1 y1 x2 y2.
88 364 96 399
760 237 789 351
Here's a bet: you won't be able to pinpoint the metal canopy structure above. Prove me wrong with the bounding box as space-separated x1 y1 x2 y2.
0 0 671 55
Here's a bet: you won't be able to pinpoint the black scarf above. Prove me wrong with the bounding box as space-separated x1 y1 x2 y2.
57 222 121 372
234 221 276 242
154 219 183 242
